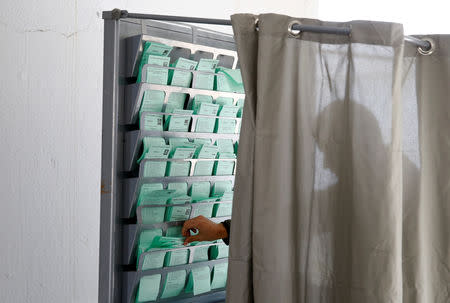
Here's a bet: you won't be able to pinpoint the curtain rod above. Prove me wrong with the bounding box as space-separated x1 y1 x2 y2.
103 9 433 53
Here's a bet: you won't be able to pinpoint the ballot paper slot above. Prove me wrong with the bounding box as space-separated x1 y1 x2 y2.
136 242 220 271
139 111 241 134
123 217 230 265
123 175 235 218
123 258 228 303
124 82 245 125
126 34 238 78
137 157 237 178
136 201 232 224
124 130 239 172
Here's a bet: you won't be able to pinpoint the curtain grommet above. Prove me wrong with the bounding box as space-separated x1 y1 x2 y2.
418 37 436 56
255 18 259 32
288 20 302 37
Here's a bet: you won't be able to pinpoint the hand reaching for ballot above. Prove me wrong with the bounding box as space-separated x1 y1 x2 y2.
182 215 228 245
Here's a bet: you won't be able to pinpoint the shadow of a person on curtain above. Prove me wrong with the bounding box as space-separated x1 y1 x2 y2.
308 100 420 302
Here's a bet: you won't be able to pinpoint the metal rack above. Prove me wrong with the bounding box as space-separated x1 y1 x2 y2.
100 12 242 303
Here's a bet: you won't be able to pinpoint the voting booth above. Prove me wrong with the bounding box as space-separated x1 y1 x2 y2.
100 10 244 303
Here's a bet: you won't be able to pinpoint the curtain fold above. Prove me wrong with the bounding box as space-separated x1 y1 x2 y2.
228 13 449 303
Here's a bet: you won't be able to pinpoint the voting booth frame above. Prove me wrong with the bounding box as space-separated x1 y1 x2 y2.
100 11 242 303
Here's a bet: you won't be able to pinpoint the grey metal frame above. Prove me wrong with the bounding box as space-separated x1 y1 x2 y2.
100 13 242 303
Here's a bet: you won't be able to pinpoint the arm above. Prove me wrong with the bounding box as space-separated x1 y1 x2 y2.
182 215 230 245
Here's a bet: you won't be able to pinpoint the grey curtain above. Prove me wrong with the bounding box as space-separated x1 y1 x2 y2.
228 13 449 303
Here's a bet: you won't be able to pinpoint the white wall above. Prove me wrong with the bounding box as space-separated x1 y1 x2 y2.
0 1 317 303
318 0 450 34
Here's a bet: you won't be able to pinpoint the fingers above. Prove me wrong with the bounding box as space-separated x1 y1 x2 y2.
184 235 201 245
182 218 199 236
181 216 206 236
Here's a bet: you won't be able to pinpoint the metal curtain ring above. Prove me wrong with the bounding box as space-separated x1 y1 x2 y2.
288 20 302 37
255 18 259 31
418 37 435 56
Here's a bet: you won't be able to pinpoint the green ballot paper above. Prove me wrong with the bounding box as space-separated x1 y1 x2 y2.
190 94 213 111
161 270 187 299
213 191 233 217
193 144 219 176
166 147 196 177
213 153 236 176
193 245 210 263
168 137 190 149
191 198 216 218
189 182 210 201
135 274 162 302
141 147 171 178
218 105 239 117
215 97 234 106
136 41 172 82
167 182 188 194
139 90 165 116
215 67 244 93
193 59 219 90
215 139 235 154
194 138 212 145
211 181 233 197
165 93 187 113
210 241 229 259
141 249 166 271
169 58 197 87
215 118 237 134
165 226 182 237
143 55 170 85
165 195 192 222
139 183 164 198
185 266 211 295
141 114 164 131
210 263 228 290
165 250 189 267
138 189 178 224
164 109 193 132
195 102 220 133
136 229 163 268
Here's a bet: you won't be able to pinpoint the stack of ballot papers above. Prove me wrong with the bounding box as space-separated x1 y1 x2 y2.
215 67 245 93
212 191 233 218
143 55 170 84
136 228 163 269
136 41 172 83
146 236 189 268
190 95 213 111
193 144 218 176
137 137 170 178
141 249 166 271
137 189 178 224
185 266 211 295
164 58 198 114
193 59 219 90
189 182 215 218
141 113 164 131
139 90 165 118
160 270 187 299
192 245 210 263
213 153 236 176
210 241 229 259
166 146 196 177
135 274 161 302
194 102 220 133
164 110 193 132
211 181 233 197
169 58 197 87
210 263 228 290
165 195 192 222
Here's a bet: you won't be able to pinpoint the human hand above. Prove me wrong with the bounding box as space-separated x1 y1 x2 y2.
182 215 228 245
